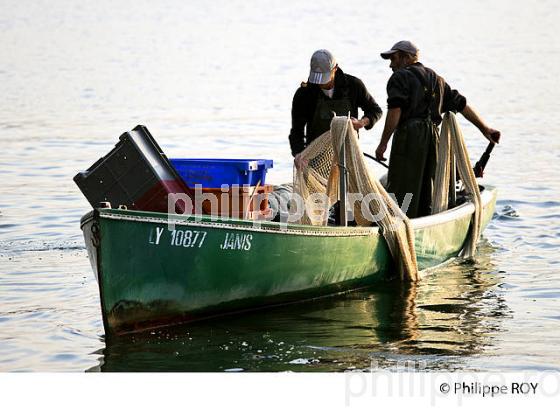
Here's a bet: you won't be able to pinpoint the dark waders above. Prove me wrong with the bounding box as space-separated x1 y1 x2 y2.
387 64 444 219
386 118 439 219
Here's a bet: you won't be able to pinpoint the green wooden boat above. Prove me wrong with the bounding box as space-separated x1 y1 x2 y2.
80 185 497 335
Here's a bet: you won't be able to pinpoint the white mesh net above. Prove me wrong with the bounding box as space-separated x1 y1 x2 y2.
433 112 482 259
293 116 419 281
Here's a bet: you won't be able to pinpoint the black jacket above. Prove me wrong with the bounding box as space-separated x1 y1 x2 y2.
289 68 383 156
386 62 467 126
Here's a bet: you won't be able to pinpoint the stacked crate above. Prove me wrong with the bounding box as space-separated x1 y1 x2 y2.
170 159 274 220
73 125 274 221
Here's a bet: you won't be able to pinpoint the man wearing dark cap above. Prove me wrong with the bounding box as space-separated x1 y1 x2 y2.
375 40 500 218
290 49 383 168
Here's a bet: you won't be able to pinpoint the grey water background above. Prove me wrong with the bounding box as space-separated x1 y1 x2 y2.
0 0 559 372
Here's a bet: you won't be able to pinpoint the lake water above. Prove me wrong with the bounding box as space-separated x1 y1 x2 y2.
1 0 559 372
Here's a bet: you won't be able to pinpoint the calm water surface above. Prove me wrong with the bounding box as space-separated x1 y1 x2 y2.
1 0 559 371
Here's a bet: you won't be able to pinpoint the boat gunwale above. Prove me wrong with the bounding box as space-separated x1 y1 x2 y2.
411 185 495 229
81 185 496 237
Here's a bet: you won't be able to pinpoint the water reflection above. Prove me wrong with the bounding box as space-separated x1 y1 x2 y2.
89 241 507 372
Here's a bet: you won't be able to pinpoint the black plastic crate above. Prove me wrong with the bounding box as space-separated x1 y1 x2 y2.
74 125 192 213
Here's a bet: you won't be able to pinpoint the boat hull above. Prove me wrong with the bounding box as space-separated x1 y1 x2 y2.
81 186 497 335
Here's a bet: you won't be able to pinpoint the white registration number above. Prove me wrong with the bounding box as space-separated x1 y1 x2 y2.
170 229 207 248
148 227 207 248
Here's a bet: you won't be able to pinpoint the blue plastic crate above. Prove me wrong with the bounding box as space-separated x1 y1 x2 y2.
170 158 273 188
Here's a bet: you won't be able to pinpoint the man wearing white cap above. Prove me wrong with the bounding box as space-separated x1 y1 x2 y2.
375 40 501 218
289 49 382 166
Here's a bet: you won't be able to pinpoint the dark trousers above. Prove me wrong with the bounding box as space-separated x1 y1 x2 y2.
386 119 439 218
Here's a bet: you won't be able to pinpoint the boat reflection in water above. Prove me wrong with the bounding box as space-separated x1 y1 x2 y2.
87 238 507 372
369 239 507 371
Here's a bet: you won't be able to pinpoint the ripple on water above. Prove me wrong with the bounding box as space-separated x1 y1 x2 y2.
523 292 560 299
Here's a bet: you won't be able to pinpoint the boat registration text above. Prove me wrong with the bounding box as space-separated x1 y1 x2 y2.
148 227 207 248
147 227 252 251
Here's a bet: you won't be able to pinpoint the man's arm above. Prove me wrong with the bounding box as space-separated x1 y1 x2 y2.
289 88 308 156
440 79 500 144
375 108 401 160
353 77 383 131
460 104 501 144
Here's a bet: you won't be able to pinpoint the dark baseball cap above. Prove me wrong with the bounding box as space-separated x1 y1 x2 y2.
380 41 419 59
308 49 337 84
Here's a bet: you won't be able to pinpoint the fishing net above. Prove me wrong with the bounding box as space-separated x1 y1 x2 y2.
432 112 482 259
293 116 419 281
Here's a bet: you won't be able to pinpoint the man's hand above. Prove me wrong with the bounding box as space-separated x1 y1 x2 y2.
375 142 388 161
351 117 370 131
377 107 400 162
483 126 501 144
294 153 308 170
